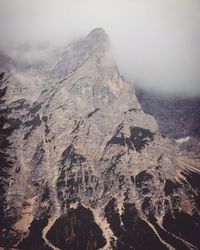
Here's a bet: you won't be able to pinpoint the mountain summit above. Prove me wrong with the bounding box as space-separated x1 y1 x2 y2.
86 27 109 42
0 29 200 250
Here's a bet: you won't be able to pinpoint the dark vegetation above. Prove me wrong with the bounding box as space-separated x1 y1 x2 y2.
105 199 168 250
47 204 106 250
163 210 200 248
18 217 52 250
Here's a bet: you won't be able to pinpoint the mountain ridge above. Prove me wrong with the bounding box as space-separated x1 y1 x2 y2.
0 28 200 250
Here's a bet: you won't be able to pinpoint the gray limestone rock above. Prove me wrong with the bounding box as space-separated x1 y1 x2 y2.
0 28 199 250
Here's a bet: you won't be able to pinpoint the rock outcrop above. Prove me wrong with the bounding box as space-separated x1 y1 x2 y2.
0 28 200 250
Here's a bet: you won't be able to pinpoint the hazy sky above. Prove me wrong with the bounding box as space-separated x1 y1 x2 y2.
0 0 200 96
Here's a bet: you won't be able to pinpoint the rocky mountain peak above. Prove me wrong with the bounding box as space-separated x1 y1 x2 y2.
86 27 109 44
49 28 112 80
0 29 200 250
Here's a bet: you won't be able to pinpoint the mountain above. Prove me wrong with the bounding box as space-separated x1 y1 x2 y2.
135 88 200 140
135 88 200 173
0 28 200 250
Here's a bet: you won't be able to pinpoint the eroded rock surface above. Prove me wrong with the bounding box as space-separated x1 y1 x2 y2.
0 28 200 250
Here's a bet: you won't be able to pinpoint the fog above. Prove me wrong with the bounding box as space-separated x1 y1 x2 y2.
0 0 200 96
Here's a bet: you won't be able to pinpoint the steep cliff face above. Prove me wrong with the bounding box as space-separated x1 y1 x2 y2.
0 28 200 250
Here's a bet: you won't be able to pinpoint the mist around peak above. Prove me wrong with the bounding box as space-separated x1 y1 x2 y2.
0 0 200 96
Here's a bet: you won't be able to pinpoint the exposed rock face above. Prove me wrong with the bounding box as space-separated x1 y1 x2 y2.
0 28 200 250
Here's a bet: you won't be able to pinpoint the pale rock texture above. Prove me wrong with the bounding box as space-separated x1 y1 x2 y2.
0 28 200 250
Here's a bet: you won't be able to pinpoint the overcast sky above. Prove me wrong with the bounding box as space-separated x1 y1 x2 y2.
0 0 200 96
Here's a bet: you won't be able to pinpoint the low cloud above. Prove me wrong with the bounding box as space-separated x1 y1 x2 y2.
0 0 200 96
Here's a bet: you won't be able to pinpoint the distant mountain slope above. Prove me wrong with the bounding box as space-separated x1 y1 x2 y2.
135 88 200 140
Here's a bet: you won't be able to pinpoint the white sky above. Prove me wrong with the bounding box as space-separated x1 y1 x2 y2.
0 0 200 96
